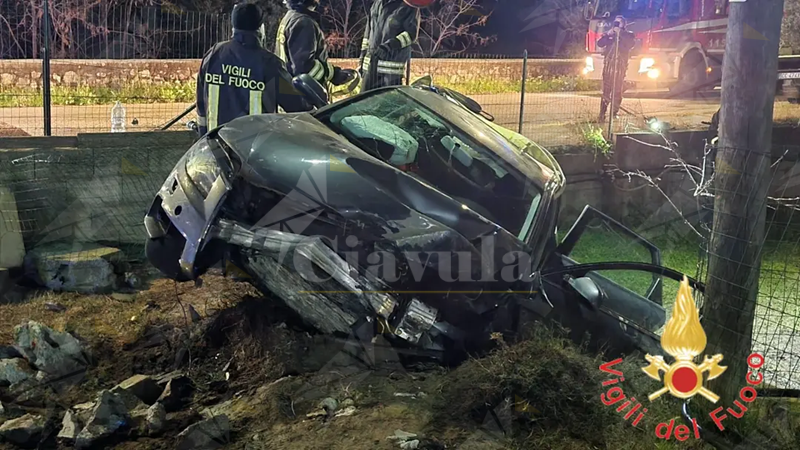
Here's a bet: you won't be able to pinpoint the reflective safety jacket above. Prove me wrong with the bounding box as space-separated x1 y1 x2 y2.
275 8 335 85
360 0 420 78
196 30 310 135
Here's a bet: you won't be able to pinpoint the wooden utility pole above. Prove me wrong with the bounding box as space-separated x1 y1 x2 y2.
702 0 785 403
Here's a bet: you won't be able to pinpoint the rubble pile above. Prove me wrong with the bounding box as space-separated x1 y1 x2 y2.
0 320 234 449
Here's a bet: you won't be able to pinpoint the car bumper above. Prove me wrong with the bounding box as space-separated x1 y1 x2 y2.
143 151 231 280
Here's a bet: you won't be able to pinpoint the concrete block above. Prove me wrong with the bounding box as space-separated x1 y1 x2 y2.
25 243 123 293
0 186 25 268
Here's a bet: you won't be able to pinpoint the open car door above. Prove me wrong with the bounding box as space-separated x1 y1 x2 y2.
543 205 683 356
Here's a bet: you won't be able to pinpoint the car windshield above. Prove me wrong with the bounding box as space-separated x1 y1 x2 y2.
318 89 543 240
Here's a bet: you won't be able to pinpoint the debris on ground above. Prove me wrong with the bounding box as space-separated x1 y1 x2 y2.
0 358 33 386
24 243 123 293
44 302 67 313
0 273 795 450
13 321 89 384
0 413 45 448
176 414 230 450
111 374 163 405
74 390 131 449
57 410 81 442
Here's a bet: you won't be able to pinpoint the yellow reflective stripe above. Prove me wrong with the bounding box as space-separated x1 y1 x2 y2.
207 84 219 130
327 61 335 80
249 90 262 115
377 67 405 75
276 18 288 62
197 116 207 127
377 60 406 68
397 31 412 48
361 38 369 50
308 60 325 80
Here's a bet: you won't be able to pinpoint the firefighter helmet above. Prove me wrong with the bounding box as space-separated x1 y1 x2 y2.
403 0 434 8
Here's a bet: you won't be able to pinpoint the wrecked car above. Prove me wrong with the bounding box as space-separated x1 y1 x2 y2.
144 76 703 363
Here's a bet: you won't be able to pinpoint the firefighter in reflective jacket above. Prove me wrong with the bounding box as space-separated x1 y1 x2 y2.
359 0 429 92
196 3 310 135
276 0 357 93
596 15 636 122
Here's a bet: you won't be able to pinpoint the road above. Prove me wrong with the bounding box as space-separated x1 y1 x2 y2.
1 93 798 148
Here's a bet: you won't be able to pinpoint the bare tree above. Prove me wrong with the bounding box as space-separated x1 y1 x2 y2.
415 0 495 57
521 0 590 56
320 0 369 57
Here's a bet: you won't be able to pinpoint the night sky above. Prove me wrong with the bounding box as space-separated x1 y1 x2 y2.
480 0 574 56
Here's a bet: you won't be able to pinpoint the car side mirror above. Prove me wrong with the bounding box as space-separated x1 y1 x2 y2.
292 74 329 108
568 276 603 310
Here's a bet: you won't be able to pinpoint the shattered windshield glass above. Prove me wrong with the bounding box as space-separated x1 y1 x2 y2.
320 89 543 240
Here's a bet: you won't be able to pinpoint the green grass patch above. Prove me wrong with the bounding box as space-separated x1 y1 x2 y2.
0 82 196 107
432 75 601 96
0 75 599 108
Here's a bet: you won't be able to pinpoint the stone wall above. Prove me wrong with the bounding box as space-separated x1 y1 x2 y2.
0 58 584 89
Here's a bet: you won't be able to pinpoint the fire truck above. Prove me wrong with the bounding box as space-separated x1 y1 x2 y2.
581 0 800 98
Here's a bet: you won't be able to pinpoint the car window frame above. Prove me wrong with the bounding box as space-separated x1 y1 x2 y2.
314 88 545 242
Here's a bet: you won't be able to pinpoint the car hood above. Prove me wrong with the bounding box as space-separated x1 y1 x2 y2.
216 112 529 283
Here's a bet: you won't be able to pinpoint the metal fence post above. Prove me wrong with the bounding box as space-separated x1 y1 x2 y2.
42 0 53 136
518 50 528 134
406 59 411 85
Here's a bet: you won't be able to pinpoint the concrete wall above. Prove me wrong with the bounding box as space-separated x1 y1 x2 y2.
0 58 584 89
2 127 799 266
0 132 194 265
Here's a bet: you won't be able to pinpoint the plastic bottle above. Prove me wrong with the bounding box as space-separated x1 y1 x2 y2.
111 101 126 132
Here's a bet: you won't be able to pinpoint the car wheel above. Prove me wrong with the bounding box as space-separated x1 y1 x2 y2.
670 54 707 98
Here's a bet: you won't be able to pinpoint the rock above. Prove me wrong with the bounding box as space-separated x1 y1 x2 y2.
14 321 88 383
0 345 23 360
176 415 230 450
321 397 338 414
74 391 131 449
144 403 166 435
0 413 45 448
57 410 81 441
0 358 33 386
112 374 163 405
63 71 79 85
156 375 194 412
124 272 140 288
401 440 420 450
44 302 67 312
7 378 46 406
24 243 122 293
334 406 356 417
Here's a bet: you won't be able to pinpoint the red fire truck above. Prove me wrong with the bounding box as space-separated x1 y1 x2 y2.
581 0 800 97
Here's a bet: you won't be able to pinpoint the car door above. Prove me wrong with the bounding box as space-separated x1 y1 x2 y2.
551 205 670 353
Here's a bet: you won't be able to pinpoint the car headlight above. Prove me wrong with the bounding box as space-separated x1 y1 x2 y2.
585 56 594 72
639 58 656 73
185 138 222 197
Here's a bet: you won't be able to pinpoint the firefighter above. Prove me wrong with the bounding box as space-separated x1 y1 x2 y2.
359 0 430 92
275 0 357 92
597 15 636 122
196 2 310 136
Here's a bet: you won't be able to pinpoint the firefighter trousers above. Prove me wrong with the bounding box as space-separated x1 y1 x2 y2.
360 54 405 92
600 71 625 120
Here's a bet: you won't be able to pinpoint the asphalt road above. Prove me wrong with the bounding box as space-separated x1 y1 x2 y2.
1 92 798 148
